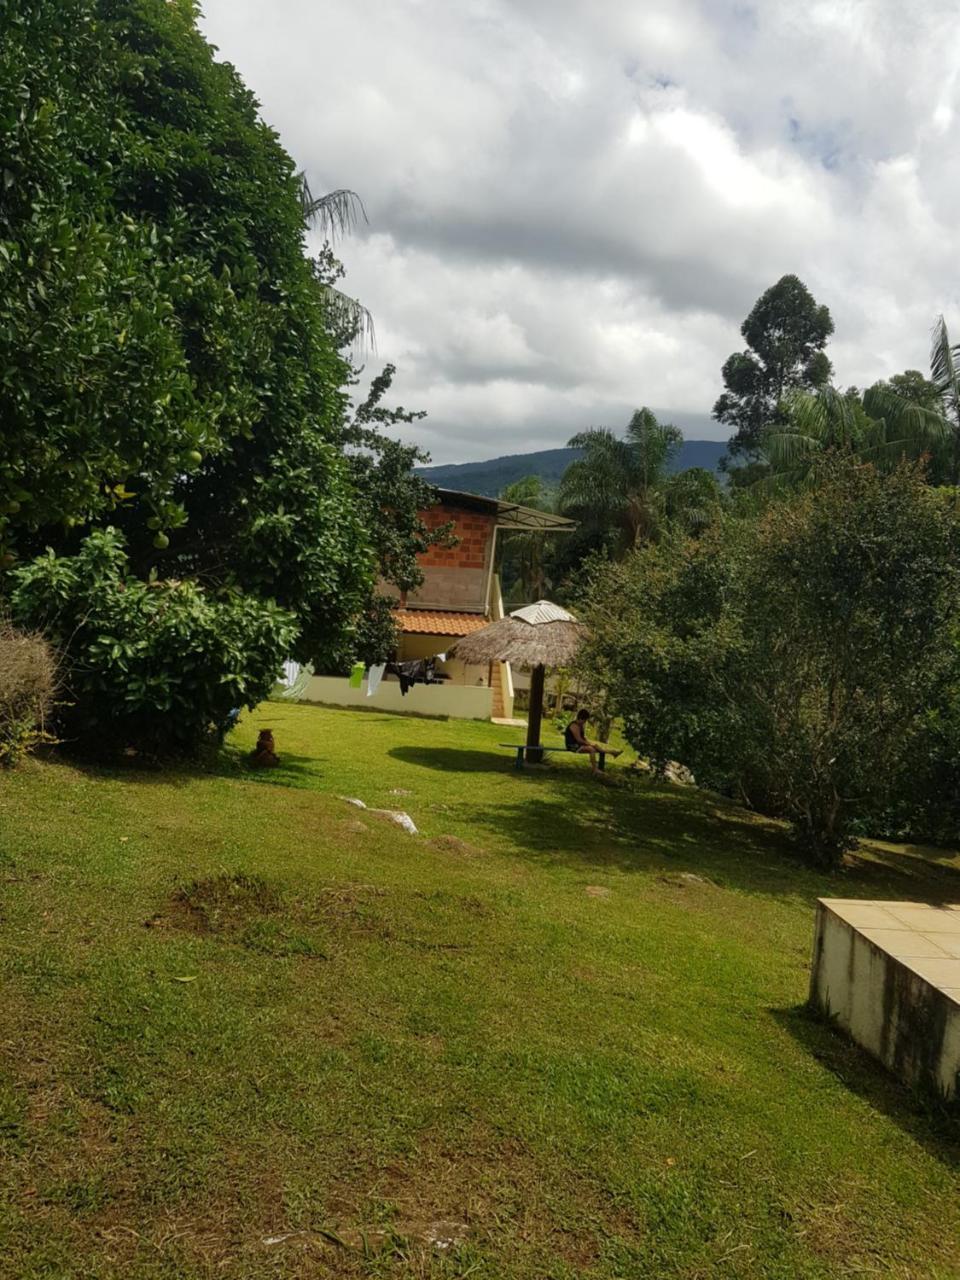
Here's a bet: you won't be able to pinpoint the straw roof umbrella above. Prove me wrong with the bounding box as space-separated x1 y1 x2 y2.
451 601 585 762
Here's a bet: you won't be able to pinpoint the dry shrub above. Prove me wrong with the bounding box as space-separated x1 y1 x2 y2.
0 621 57 766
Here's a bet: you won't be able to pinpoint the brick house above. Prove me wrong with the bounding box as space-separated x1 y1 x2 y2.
302 488 575 720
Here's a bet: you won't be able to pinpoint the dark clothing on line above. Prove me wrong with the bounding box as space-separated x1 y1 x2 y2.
386 658 449 696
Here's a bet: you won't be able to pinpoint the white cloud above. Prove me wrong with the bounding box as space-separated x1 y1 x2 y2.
199 0 960 462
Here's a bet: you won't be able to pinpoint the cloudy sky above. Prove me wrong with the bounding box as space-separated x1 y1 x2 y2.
199 0 960 464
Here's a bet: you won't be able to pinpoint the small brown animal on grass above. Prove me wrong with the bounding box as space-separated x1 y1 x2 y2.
250 728 279 767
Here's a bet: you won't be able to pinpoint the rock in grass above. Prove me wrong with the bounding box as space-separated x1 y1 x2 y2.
341 796 417 834
367 809 418 835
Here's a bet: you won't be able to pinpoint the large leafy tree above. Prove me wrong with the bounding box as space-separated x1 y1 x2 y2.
579 457 960 868
714 275 834 458
0 0 373 665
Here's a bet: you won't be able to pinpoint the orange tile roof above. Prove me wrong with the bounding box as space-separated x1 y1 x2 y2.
395 609 490 636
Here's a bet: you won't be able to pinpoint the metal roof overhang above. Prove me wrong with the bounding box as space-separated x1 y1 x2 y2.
434 488 576 533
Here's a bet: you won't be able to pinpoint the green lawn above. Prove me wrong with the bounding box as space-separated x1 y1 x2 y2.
2 702 960 1278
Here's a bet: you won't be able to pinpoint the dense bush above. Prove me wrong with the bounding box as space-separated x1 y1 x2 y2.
0 621 56 766
867 689 960 844
579 458 960 867
10 530 296 756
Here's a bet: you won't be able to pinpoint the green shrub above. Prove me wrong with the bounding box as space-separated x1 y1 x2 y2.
579 458 960 868
865 690 960 844
0 622 56 766
10 530 296 757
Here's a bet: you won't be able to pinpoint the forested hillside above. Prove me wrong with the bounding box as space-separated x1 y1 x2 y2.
416 440 726 496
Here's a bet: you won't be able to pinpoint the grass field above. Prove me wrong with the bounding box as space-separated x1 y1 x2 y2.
2 701 960 1278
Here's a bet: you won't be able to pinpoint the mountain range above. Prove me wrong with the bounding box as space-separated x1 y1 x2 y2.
415 440 727 498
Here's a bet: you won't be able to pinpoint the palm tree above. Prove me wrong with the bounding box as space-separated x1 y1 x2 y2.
559 408 683 551
296 175 376 350
761 383 946 488
498 476 554 604
808 314 957 483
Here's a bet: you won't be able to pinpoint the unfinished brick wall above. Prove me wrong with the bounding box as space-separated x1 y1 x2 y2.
418 506 494 572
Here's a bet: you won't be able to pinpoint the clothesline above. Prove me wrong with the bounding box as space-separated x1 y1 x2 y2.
351 654 451 698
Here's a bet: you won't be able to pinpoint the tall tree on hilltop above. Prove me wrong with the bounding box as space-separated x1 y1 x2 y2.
714 275 834 458
883 369 942 412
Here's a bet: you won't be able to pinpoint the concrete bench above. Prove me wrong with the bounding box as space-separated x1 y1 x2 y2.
500 744 607 771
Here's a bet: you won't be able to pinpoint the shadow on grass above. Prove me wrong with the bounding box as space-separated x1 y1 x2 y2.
773 1003 960 1170
389 745 531 775
443 789 828 900
36 745 328 795
213 749 325 790
391 745 960 903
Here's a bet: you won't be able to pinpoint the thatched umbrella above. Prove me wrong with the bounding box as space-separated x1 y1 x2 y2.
451 601 585 762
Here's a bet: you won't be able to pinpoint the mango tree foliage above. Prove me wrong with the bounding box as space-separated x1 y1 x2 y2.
0 0 372 665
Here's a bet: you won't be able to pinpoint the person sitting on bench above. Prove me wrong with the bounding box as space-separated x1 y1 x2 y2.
564 708 620 774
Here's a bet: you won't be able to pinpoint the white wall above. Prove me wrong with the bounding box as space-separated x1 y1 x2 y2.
301 675 493 720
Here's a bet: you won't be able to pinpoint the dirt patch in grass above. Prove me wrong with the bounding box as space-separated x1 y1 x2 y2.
175 871 282 933
430 834 486 858
144 879 486 960
145 873 326 959
319 1128 644 1276
337 818 369 836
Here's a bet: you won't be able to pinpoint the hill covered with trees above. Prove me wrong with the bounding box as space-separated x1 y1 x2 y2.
415 440 726 497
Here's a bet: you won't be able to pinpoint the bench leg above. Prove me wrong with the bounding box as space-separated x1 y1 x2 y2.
598 752 606 771
514 750 524 770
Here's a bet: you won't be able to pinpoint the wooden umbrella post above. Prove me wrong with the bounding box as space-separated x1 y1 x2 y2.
526 663 546 764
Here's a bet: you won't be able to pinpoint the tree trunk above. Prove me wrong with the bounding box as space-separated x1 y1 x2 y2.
526 664 545 763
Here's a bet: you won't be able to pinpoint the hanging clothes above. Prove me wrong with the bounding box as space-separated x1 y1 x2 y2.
348 662 365 689
386 658 450 695
366 663 386 698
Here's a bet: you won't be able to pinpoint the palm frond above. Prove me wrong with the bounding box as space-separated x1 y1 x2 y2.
857 435 928 470
864 383 947 447
560 429 633 534
745 467 801 504
763 430 821 468
624 408 682 487
931 315 959 404
567 427 620 454
319 284 377 352
298 176 368 240
780 389 829 439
